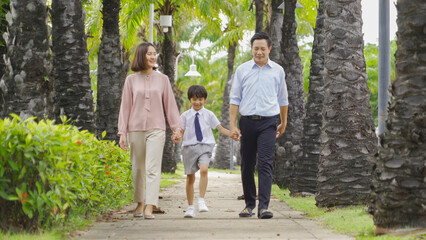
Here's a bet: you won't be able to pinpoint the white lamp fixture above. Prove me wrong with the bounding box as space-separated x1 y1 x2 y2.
278 1 303 9
160 15 172 32
184 54 201 77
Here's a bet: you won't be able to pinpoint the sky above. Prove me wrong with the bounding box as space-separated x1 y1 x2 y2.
362 0 397 44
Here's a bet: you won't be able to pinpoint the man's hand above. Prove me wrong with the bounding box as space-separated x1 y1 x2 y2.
276 123 286 138
230 126 242 141
119 134 128 151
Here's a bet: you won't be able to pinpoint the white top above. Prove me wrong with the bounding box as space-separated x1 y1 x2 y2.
181 107 220 147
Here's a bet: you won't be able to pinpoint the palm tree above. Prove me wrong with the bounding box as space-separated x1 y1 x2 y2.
254 0 265 33
156 0 180 173
189 0 254 169
0 0 9 114
291 0 325 195
274 0 306 189
213 40 237 169
1 0 53 120
96 0 129 142
51 0 94 132
315 0 377 208
370 0 426 232
269 0 283 65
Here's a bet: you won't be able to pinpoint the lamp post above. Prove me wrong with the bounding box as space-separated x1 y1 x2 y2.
175 51 202 82
378 0 390 139
148 3 173 43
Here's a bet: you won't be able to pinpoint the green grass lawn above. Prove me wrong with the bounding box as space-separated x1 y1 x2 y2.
160 163 186 188
0 231 61 240
271 185 425 240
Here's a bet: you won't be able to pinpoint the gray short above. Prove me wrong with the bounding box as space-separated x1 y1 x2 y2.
182 144 214 175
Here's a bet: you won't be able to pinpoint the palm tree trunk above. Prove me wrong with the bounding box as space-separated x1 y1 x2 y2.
269 0 283 65
291 0 325 195
1 0 53 120
316 0 378 208
214 41 237 169
96 0 129 142
264 0 272 35
0 0 9 114
370 0 426 232
274 0 305 189
51 0 94 132
160 30 178 173
255 0 264 33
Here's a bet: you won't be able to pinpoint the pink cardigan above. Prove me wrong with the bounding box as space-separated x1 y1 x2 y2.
118 71 181 135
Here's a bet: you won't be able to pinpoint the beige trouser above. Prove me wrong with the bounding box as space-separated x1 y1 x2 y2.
128 129 165 207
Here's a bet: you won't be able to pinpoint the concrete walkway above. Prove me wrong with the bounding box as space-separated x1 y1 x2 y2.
74 171 353 240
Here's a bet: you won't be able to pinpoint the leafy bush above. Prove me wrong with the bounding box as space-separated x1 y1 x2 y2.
0 115 132 231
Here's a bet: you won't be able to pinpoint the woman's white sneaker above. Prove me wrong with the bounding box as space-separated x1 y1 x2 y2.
198 201 209 212
184 206 195 218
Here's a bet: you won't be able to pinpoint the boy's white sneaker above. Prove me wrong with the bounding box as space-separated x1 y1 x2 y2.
198 201 209 212
184 206 195 218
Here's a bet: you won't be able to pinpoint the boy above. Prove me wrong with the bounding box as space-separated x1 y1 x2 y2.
179 85 232 218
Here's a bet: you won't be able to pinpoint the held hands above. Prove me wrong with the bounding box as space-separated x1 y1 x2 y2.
171 129 182 143
230 126 241 141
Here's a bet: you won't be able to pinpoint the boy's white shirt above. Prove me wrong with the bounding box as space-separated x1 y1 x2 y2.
181 107 220 147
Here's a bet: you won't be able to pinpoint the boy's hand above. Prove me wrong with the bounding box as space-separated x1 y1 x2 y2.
171 129 182 143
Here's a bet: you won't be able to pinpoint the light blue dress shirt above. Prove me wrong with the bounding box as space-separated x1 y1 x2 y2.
230 59 288 117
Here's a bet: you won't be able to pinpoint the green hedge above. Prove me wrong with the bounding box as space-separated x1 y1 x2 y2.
0 115 132 231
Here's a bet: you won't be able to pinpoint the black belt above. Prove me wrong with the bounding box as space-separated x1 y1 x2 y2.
243 115 277 120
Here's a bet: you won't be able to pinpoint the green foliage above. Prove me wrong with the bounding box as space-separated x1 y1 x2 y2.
299 42 313 96
0 115 132 231
295 0 318 39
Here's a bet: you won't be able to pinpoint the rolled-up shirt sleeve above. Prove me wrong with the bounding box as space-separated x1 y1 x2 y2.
277 69 289 106
117 77 132 135
229 67 242 106
162 76 182 132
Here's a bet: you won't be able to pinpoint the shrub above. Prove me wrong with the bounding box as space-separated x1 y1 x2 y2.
0 115 132 231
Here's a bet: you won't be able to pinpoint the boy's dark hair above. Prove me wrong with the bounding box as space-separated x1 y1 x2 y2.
187 85 208 100
131 42 158 71
250 32 271 47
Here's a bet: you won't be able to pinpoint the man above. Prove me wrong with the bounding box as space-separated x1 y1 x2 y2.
230 32 288 219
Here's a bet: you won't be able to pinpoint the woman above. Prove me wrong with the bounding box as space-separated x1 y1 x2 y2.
118 42 182 219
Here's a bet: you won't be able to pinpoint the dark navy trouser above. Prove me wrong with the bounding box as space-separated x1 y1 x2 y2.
239 115 277 212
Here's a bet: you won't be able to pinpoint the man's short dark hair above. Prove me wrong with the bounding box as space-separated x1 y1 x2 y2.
250 32 271 47
187 85 208 100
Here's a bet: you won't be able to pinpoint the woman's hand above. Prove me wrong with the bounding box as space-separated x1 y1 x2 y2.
119 134 128 151
171 129 182 143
